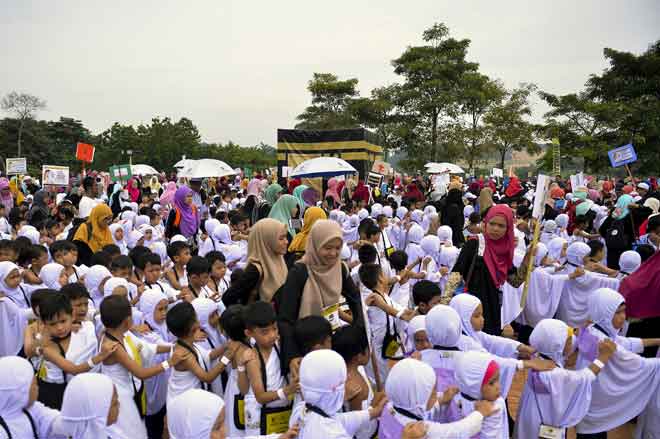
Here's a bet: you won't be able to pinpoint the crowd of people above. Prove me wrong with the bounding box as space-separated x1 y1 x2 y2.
1 168 660 439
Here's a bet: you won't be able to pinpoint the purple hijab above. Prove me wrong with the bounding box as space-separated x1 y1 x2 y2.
174 186 199 238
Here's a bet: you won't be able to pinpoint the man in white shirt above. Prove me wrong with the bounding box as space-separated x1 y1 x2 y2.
78 176 101 218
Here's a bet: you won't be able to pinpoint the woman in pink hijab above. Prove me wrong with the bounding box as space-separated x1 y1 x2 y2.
159 181 177 206
325 177 341 205
0 178 14 211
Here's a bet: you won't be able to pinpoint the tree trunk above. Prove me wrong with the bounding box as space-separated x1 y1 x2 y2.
431 110 438 161
17 119 25 157
499 147 507 171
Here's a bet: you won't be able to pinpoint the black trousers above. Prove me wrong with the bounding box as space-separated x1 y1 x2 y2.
145 405 167 439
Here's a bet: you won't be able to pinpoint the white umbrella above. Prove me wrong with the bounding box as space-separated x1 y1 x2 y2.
173 159 194 169
178 159 235 178
131 164 159 176
289 157 357 178
425 162 465 174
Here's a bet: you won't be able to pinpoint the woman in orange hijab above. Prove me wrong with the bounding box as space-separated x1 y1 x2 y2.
73 204 114 252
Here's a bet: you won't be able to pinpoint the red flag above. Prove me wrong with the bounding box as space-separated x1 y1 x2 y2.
76 143 95 163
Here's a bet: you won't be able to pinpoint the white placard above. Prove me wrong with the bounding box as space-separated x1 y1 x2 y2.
492 167 503 178
281 166 292 177
6 158 27 175
531 174 549 219
42 165 70 186
570 172 585 191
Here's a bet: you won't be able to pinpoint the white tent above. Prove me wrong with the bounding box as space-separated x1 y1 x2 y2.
177 159 235 179
131 164 159 176
289 157 357 178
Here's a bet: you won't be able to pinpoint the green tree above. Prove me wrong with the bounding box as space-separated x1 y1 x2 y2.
392 23 479 161
295 73 361 129
455 73 506 172
1 91 47 157
483 84 538 170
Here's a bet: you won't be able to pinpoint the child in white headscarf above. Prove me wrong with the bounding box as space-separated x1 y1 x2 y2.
109 223 129 255
574 288 660 437
0 356 60 438
297 350 384 439
56 372 119 439
191 297 227 397
379 358 494 439
513 319 616 439
617 250 641 279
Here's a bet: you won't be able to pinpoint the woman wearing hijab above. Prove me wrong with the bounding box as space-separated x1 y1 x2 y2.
288 206 327 262
574 288 660 438
292 184 309 211
73 204 114 254
27 190 50 225
165 186 200 240
252 183 283 224
277 220 363 372
325 177 342 206
452 204 516 334
0 177 15 211
302 187 319 209
477 187 494 217
159 181 177 207
599 194 636 269
352 180 371 206
440 182 466 247
222 218 289 306
513 319 616 439
126 178 141 203
0 356 60 439
109 182 125 218
268 194 300 240
56 372 119 439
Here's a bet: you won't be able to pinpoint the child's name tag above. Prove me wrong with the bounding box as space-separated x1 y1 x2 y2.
539 424 564 439
322 303 341 331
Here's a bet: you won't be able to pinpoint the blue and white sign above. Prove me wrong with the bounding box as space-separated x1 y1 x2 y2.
608 143 637 168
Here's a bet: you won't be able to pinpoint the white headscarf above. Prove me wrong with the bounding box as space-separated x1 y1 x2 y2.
139 288 170 341
109 223 128 254
192 298 223 349
437 225 453 246
420 235 441 267
543 220 557 234
204 218 221 239
371 203 383 218
589 288 625 338
135 215 150 229
618 250 641 275
534 242 549 267
167 388 224 439
127 230 144 249
383 206 394 218
396 206 408 221
410 209 423 224
170 234 188 244
342 215 359 243
555 214 569 229
18 225 41 245
0 261 26 306
358 208 369 221
385 358 436 419
529 319 570 367
455 350 497 400
59 373 114 439
103 277 130 297
449 294 481 339
425 304 461 348
39 262 65 290
463 205 475 219
548 237 567 263
300 349 346 415
406 315 427 352
149 241 169 266
566 242 590 268
0 356 34 418
84 265 112 305
438 246 460 270
212 224 233 245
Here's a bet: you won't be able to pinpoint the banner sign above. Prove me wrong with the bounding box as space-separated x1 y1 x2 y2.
531 174 550 219
109 164 132 183
42 165 69 186
570 172 585 190
6 158 27 175
371 160 391 175
366 172 383 188
491 167 503 178
608 144 637 168
76 142 95 163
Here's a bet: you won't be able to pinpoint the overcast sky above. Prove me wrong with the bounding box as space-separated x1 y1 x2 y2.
2 0 659 146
